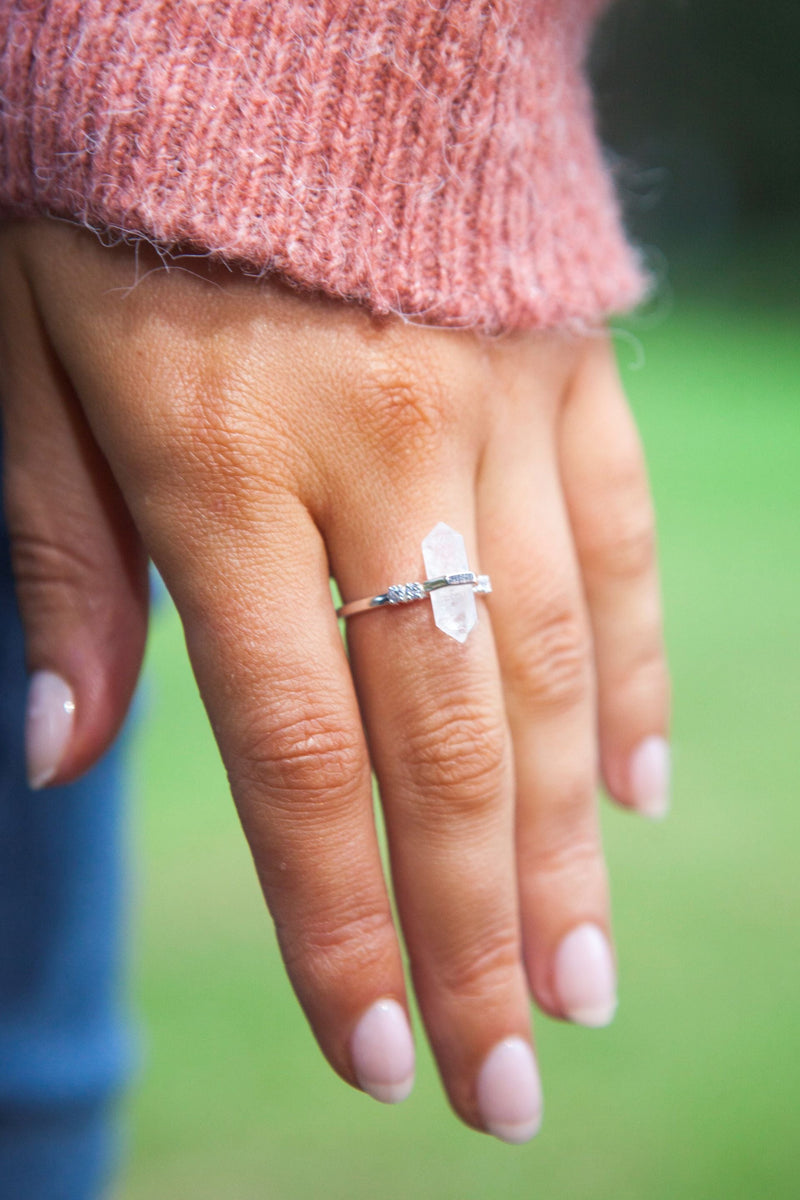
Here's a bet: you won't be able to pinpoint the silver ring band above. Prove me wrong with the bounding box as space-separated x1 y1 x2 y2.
336 522 491 643
337 571 491 619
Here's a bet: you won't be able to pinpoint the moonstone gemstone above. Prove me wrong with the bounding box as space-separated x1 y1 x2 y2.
421 522 478 643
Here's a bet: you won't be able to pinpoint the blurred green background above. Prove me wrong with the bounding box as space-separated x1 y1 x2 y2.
118 3 800 1197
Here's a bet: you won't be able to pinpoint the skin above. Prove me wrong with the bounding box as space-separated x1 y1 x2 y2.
0 218 669 1134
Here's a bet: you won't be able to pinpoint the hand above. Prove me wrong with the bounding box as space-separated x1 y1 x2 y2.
0 219 669 1142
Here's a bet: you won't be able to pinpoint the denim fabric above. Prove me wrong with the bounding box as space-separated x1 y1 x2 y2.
0 495 131 1199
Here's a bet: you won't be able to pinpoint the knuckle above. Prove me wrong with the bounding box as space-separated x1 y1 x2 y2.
351 350 458 471
401 700 508 818
527 770 598 845
604 438 651 506
588 508 657 582
236 707 366 812
522 825 603 888
506 603 592 710
161 403 292 501
10 529 103 607
618 647 671 713
117 359 299 504
581 440 657 581
280 905 396 985
433 930 521 1003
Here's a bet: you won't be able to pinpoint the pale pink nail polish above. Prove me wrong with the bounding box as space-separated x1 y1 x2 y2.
476 1036 542 1144
554 923 617 1028
25 671 75 790
629 735 670 819
350 999 415 1104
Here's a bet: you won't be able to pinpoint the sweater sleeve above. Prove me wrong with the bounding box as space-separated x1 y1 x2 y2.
0 0 646 334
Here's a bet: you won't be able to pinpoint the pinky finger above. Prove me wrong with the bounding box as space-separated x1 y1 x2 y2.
559 337 671 818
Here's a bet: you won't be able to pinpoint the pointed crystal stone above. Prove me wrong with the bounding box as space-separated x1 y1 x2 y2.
421 522 478 643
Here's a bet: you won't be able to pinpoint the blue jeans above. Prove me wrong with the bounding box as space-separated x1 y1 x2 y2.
0 495 130 1198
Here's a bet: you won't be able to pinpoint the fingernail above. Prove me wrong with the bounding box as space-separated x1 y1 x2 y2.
554 923 617 1028
25 671 75 790
476 1036 542 1144
350 999 415 1104
629 735 670 819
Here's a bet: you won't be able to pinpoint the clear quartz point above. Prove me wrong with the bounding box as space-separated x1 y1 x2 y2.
421 522 478 643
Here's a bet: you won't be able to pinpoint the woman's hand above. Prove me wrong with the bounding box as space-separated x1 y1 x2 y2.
0 219 669 1142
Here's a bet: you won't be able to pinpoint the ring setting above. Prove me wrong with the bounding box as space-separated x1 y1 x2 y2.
337 523 491 643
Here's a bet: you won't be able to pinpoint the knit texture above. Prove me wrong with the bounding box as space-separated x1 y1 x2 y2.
0 0 646 333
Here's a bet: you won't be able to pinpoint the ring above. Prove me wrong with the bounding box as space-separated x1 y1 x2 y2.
336 522 492 644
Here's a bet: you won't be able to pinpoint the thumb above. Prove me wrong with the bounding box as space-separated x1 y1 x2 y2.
0 271 149 789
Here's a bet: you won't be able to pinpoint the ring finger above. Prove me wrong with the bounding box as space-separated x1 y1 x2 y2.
329 486 541 1144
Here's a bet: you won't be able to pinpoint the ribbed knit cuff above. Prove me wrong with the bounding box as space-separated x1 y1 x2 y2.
0 0 646 333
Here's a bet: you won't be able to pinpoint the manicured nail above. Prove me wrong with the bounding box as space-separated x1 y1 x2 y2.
476 1036 542 1144
554 923 617 1028
629 735 670 819
350 999 415 1104
25 671 75 790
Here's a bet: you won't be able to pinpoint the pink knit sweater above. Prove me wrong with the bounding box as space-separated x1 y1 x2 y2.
0 0 645 333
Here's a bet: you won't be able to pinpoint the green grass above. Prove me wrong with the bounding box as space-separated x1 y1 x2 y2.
119 294 800 1199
